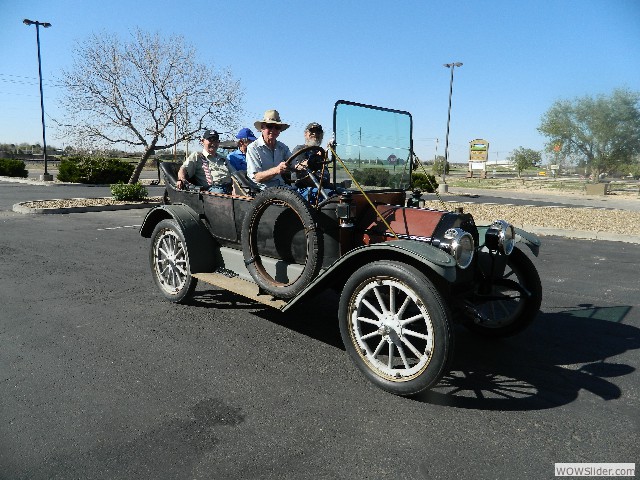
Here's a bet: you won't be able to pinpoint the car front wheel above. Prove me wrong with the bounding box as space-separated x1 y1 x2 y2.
339 261 453 396
149 219 197 303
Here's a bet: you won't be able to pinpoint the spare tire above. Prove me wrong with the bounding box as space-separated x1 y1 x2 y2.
241 186 322 299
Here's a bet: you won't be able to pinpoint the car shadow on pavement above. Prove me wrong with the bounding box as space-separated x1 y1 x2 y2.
250 290 345 351
184 288 264 311
417 304 639 411
188 287 345 350
184 288 639 411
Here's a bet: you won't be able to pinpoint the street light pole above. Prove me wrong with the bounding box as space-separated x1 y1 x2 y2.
442 62 463 189
23 19 52 181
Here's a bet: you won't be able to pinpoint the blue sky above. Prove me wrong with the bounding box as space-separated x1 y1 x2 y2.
1 0 639 163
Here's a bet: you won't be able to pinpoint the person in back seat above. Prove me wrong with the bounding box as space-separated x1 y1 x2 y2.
228 127 256 172
176 129 232 194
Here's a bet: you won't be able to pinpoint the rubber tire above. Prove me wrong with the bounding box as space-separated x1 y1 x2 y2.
241 186 322 299
339 261 453 396
149 219 198 303
464 247 542 338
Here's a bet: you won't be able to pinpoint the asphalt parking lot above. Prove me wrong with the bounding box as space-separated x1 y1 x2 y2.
1 178 638 479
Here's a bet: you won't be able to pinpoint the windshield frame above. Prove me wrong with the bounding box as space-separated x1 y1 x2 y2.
332 100 414 191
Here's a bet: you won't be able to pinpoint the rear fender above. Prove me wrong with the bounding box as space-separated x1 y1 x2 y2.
140 204 218 273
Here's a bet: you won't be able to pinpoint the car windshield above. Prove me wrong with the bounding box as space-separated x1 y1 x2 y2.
332 101 413 190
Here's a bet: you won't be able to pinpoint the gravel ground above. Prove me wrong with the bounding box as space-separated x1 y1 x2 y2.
422 199 640 236
19 196 163 209
16 192 640 236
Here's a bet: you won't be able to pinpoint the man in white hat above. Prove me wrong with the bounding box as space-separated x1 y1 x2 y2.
246 109 292 189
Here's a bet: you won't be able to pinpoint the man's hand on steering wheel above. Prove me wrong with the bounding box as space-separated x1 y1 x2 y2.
285 146 327 172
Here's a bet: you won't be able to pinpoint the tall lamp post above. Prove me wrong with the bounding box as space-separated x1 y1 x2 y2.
23 18 52 181
442 62 463 191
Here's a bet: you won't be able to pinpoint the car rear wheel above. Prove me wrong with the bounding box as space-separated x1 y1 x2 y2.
339 261 453 396
149 219 197 303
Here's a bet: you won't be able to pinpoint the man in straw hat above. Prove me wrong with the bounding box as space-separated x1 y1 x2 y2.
246 109 292 189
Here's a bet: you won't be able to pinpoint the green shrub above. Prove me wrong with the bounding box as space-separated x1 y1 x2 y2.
57 155 134 184
0 158 28 177
412 172 439 193
57 157 82 182
110 182 148 201
432 158 450 175
352 168 391 187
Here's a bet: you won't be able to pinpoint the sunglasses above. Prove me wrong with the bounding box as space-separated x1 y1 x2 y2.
263 124 280 131
308 128 323 134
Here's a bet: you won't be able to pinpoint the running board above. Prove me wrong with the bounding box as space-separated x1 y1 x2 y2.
191 272 287 309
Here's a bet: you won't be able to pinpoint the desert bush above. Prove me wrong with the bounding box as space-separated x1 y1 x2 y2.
352 168 390 187
110 182 148 201
0 158 28 177
412 172 439 192
57 155 134 184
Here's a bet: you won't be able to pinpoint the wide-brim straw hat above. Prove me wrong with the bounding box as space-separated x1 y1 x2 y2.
254 109 290 131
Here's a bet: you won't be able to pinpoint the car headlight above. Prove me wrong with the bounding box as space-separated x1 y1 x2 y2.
485 220 515 255
443 228 475 269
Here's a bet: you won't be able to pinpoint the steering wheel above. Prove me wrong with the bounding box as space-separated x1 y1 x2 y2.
285 145 327 169
284 146 329 187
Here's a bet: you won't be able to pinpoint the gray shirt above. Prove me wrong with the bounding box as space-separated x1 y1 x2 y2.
182 150 230 187
246 136 292 189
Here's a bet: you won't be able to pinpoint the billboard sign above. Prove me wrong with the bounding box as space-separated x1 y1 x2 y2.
469 139 489 162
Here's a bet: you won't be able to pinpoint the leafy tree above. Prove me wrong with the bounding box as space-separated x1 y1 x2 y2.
431 155 448 175
538 88 640 182
508 147 541 177
59 29 243 183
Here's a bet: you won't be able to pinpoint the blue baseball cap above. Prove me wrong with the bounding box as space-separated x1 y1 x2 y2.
236 127 257 141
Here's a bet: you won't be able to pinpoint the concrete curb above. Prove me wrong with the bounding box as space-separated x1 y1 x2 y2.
13 200 161 215
521 226 640 245
1 175 73 186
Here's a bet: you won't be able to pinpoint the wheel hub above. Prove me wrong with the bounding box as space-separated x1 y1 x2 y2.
379 314 403 340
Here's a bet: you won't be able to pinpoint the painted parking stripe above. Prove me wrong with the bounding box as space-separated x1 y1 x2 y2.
97 225 141 231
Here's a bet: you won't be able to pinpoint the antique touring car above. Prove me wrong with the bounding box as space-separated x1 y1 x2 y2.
140 100 542 396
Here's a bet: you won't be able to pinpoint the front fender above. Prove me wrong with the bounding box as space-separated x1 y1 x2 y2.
283 239 457 312
140 204 218 274
514 227 541 257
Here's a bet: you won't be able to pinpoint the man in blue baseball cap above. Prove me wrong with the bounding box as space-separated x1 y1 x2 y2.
227 127 257 171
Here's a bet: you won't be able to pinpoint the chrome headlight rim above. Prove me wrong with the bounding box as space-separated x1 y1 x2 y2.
487 219 515 255
443 227 475 269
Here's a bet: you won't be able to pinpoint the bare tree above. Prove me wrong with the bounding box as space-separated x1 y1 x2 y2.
58 29 243 183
